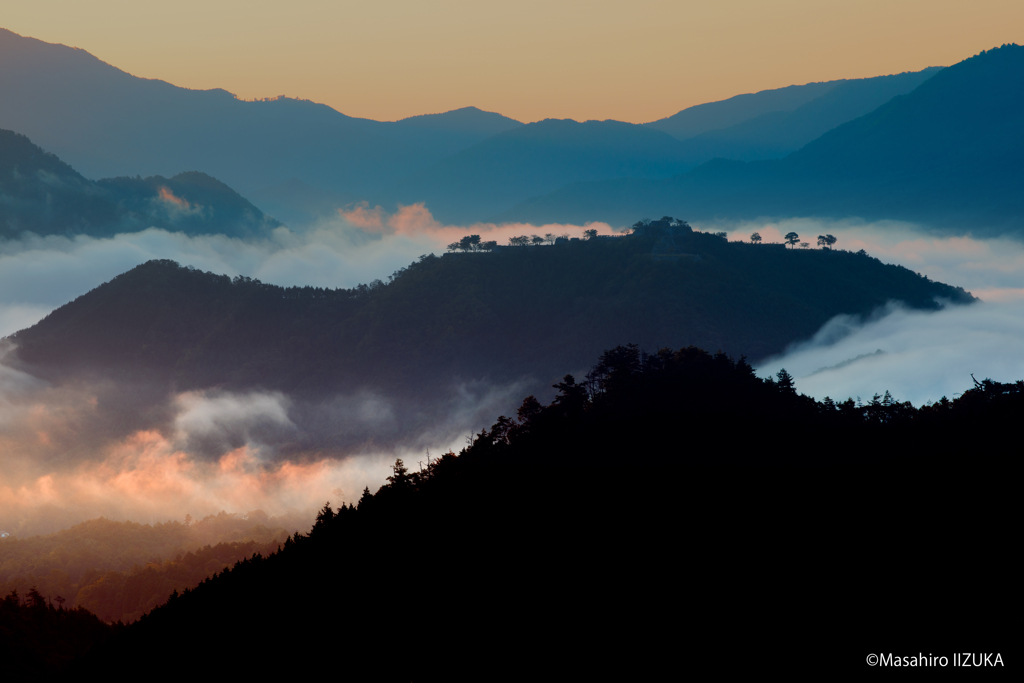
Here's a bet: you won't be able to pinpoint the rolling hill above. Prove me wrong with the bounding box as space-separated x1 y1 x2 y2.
9 225 971 399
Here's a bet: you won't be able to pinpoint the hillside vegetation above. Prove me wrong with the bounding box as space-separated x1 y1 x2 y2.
11 223 971 399
15 343 1010 677
0 512 296 623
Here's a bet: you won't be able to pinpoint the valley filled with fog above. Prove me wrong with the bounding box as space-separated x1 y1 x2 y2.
721 220 1024 405
2 207 1022 534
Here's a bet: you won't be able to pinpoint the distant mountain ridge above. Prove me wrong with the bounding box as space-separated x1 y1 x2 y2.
502 45 1024 232
652 68 942 166
397 68 940 222
0 28 522 204
388 119 697 223
645 80 842 140
1 27 964 228
0 129 278 238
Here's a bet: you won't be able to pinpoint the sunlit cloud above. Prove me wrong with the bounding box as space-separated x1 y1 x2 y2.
0 429 399 535
0 336 528 535
337 201 386 231
158 186 192 210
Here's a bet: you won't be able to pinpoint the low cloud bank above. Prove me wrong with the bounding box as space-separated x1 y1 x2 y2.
0 204 596 534
0 206 615 337
6 212 1024 534
0 342 529 536
716 219 1024 405
756 300 1024 407
719 218 1024 301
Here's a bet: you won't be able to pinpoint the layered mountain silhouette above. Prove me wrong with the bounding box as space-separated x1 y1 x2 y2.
504 45 1024 231
388 119 695 223
647 68 941 166
645 80 842 140
0 29 520 209
391 68 940 223
0 129 278 238
3 27 988 230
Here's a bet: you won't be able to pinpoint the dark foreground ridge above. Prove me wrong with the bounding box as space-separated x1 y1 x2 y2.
17 345 1013 677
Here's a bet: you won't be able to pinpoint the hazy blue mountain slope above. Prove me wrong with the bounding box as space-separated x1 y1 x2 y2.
644 80 840 140
245 179 364 228
0 129 279 238
503 46 1023 231
390 119 696 223
394 106 523 138
0 128 118 235
668 68 941 165
0 29 521 201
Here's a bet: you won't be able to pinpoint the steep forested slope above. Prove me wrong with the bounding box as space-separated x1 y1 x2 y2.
65 345 1017 677
0 512 296 623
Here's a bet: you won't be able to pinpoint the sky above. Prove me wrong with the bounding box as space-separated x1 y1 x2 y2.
3 1 1022 123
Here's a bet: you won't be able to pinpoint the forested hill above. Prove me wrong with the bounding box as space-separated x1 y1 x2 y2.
0 128 280 238
10 225 971 398
61 345 1016 677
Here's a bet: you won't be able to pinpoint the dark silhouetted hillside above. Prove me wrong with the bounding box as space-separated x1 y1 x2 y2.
10 227 971 403
69 345 1016 677
0 513 288 623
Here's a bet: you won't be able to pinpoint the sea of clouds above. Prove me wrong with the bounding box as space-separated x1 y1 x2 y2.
3 209 1023 534
0 204 615 337
720 218 1024 406
0 207 608 534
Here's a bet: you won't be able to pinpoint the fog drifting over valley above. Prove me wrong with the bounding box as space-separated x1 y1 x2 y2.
0 207 605 534
3 209 1024 535
720 219 1024 405
0 204 617 337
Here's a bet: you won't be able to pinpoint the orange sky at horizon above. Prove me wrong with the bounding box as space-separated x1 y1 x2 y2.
4 1 1023 123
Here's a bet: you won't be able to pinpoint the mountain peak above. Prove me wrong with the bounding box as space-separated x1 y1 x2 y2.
394 106 522 135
